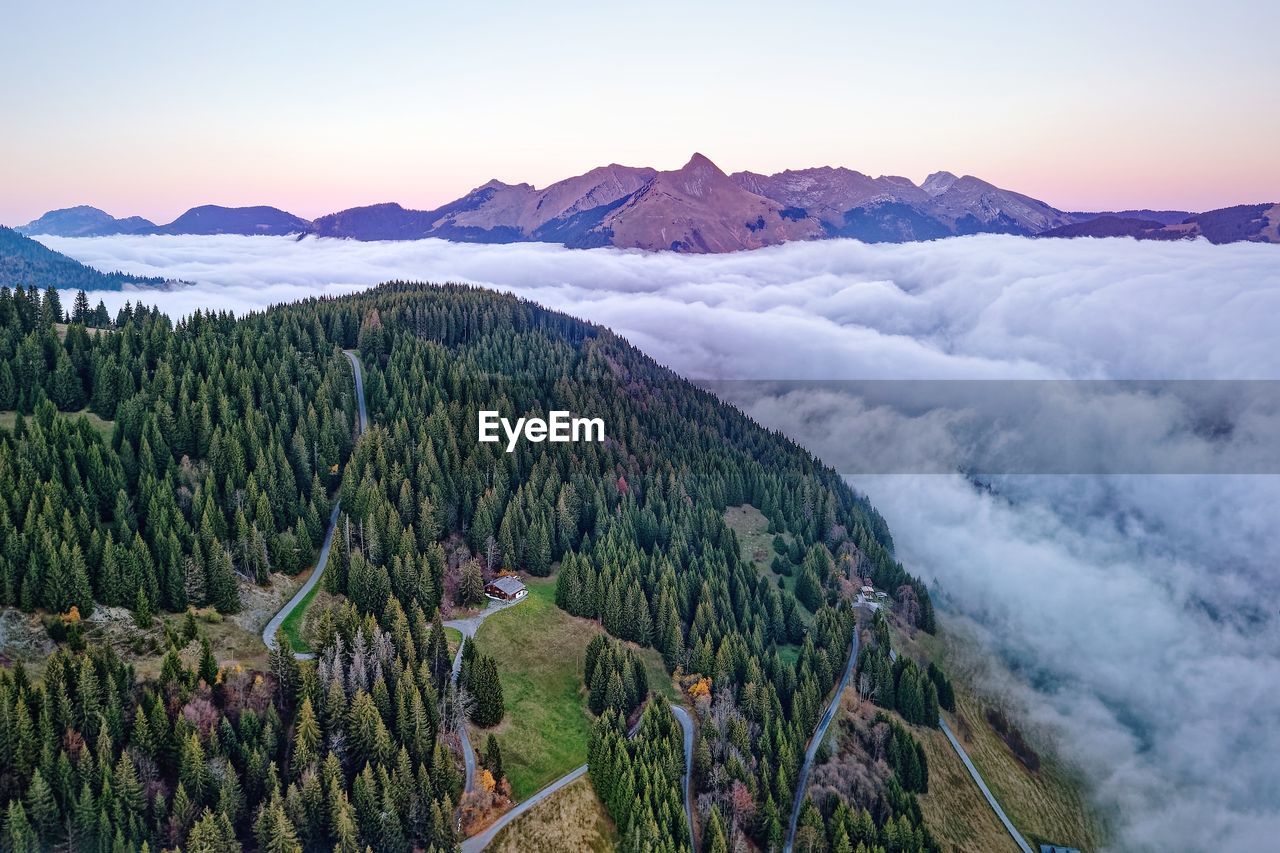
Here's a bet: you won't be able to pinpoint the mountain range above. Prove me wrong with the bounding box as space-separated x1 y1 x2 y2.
15 154 1279 251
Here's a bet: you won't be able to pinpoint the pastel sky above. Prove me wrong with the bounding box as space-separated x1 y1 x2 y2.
2 0 1277 225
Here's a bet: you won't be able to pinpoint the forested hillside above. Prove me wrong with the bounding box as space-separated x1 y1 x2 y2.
0 284 357 617
0 281 936 851
0 227 170 291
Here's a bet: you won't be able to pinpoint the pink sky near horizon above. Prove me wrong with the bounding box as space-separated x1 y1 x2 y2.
2 1 1277 225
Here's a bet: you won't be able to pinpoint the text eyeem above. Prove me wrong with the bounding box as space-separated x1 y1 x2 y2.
478 410 605 452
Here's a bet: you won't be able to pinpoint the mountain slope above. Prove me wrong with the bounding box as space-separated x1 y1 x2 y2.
312 202 438 240
313 157 819 252
1038 216 1181 240
1188 203 1280 243
152 204 312 236
0 279 937 852
923 173 1071 234
16 205 155 237
0 226 169 290
597 154 822 251
1065 209 1193 226
733 166 931 226
315 165 659 245
22 157 1276 250
734 167 1071 240
1042 203 1280 243
434 164 660 246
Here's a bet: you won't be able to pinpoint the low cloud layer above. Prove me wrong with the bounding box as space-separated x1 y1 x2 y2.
43 232 1280 381
44 233 1280 850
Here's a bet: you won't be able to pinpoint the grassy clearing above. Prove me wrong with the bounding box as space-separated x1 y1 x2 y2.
473 575 677 801
445 627 462 658
278 569 319 653
724 504 813 625
1 568 304 685
0 408 114 442
943 686 1104 851
53 322 112 341
777 643 801 668
724 504 788 586
825 695 1016 853
892 619 1107 851
487 775 618 853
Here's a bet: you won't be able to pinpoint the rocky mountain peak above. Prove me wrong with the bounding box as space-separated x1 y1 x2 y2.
921 171 959 196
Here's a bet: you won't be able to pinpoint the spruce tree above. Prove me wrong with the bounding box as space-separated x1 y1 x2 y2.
292 697 320 774
198 638 218 685
5 801 39 853
24 769 58 841
469 656 505 727
482 734 504 785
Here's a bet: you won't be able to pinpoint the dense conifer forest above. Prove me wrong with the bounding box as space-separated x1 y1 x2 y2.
0 281 937 851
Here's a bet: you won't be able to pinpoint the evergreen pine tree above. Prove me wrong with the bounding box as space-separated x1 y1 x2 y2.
198 638 218 685
482 733 504 784
292 696 320 774
133 587 153 627
24 768 58 841
5 801 39 853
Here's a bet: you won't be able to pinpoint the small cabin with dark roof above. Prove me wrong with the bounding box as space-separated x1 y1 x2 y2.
485 576 527 601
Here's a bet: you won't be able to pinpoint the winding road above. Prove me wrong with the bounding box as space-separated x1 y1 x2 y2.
671 705 696 848
262 348 694 850
262 350 367 660
459 764 589 853
457 671 698 852
444 596 528 796
781 628 1032 853
784 630 860 853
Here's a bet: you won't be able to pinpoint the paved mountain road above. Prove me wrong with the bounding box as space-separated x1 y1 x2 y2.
458 764 590 853
671 704 696 847
888 647 1032 851
262 350 367 660
445 596 528 795
782 631 1033 853
940 716 1035 853
784 630 859 853
460 690 697 852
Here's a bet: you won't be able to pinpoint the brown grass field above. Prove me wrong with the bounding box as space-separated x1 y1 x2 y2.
893 618 1108 851
486 775 618 852
914 719 1021 853
0 570 307 683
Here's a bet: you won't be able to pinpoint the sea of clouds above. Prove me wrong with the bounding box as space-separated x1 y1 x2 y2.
43 232 1280 851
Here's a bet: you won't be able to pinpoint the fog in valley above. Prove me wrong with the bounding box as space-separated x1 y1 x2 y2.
43 231 1280 851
